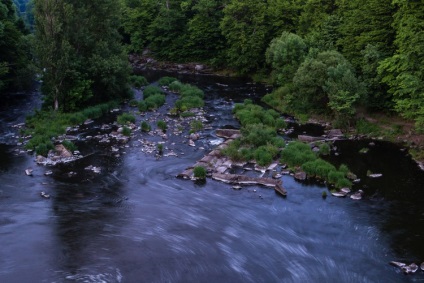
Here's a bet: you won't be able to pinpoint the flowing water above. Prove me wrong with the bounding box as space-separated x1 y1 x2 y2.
0 73 423 283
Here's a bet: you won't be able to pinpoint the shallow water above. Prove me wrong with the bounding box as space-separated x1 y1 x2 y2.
0 73 423 282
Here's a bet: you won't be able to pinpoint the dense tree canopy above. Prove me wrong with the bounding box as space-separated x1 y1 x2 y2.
2 0 423 129
0 0 32 91
34 0 130 112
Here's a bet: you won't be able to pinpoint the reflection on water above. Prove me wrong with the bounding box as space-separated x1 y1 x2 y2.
0 73 423 282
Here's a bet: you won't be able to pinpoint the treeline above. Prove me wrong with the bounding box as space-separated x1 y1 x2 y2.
121 0 424 131
0 0 33 91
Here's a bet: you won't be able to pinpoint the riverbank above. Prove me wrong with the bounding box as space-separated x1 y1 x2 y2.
129 54 424 169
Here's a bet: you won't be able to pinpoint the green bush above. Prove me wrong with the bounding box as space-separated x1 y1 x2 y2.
254 146 273 166
175 95 204 110
221 139 246 162
130 75 148 88
35 142 54 156
281 141 317 167
190 120 203 132
157 120 167 131
180 84 204 98
241 124 277 148
328 171 345 185
141 121 151 132
336 178 352 189
117 113 136 125
145 94 166 110
339 164 349 175
193 166 207 179
143 86 164 99
122 126 131 136
169 80 183 92
158 76 177 86
157 143 164 154
319 143 331 156
233 99 287 129
138 101 147 112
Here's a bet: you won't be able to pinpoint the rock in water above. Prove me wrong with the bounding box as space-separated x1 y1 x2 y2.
390 261 406 268
420 262 424 271
409 263 419 273
189 140 196 147
331 192 346 197
294 171 307 181
25 169 33 176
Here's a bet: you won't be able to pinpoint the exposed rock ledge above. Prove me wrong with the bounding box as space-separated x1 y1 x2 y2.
212 173 287 196
177 128 286 196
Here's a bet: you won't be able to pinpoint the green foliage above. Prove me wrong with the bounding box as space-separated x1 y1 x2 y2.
318 143 331 156
175 83 205 111
0 0 33 91
193 166 207 179
145 94 166 110
157 120 167 131
220 0 268 74
157 143 164 154
254 146 273 167
122 126 131 137
117 113 136 125
34 0 130 112
143 85 164 99
266 32 307 86
158 76 177 87
25 102 116 155
234 99 287 129
129 75 148 88
169 80 184 92
355 119 381 136
281 141 317 167
190 120 203 132
141 121 151 132
292 50 363 123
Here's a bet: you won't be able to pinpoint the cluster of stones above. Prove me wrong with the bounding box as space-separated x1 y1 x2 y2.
390 261 424 275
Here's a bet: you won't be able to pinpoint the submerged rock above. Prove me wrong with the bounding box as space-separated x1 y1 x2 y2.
294 171 307 181
40 191 50 199
350 190 364 200
420 262 424 271
25 168 33 176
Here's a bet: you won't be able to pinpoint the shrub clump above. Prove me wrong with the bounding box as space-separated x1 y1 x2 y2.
157 120 167 131
143 85 164 99
117 113 136 125
130 75 148 88
158 76 177 87
122 126 131 136
141 121 151 132
193 166 207 179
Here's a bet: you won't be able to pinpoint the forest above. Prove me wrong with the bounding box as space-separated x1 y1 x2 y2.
0 0 423 131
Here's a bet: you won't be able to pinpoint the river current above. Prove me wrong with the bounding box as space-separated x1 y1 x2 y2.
0 72 423 282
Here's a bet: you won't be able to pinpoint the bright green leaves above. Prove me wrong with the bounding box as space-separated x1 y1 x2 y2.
266 32 307 86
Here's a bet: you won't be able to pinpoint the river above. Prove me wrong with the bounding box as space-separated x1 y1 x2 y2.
0 72 423 282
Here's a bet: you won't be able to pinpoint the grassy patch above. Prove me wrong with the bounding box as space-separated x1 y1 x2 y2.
117 113 136 125
25 102 118 156
130 75 148 88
